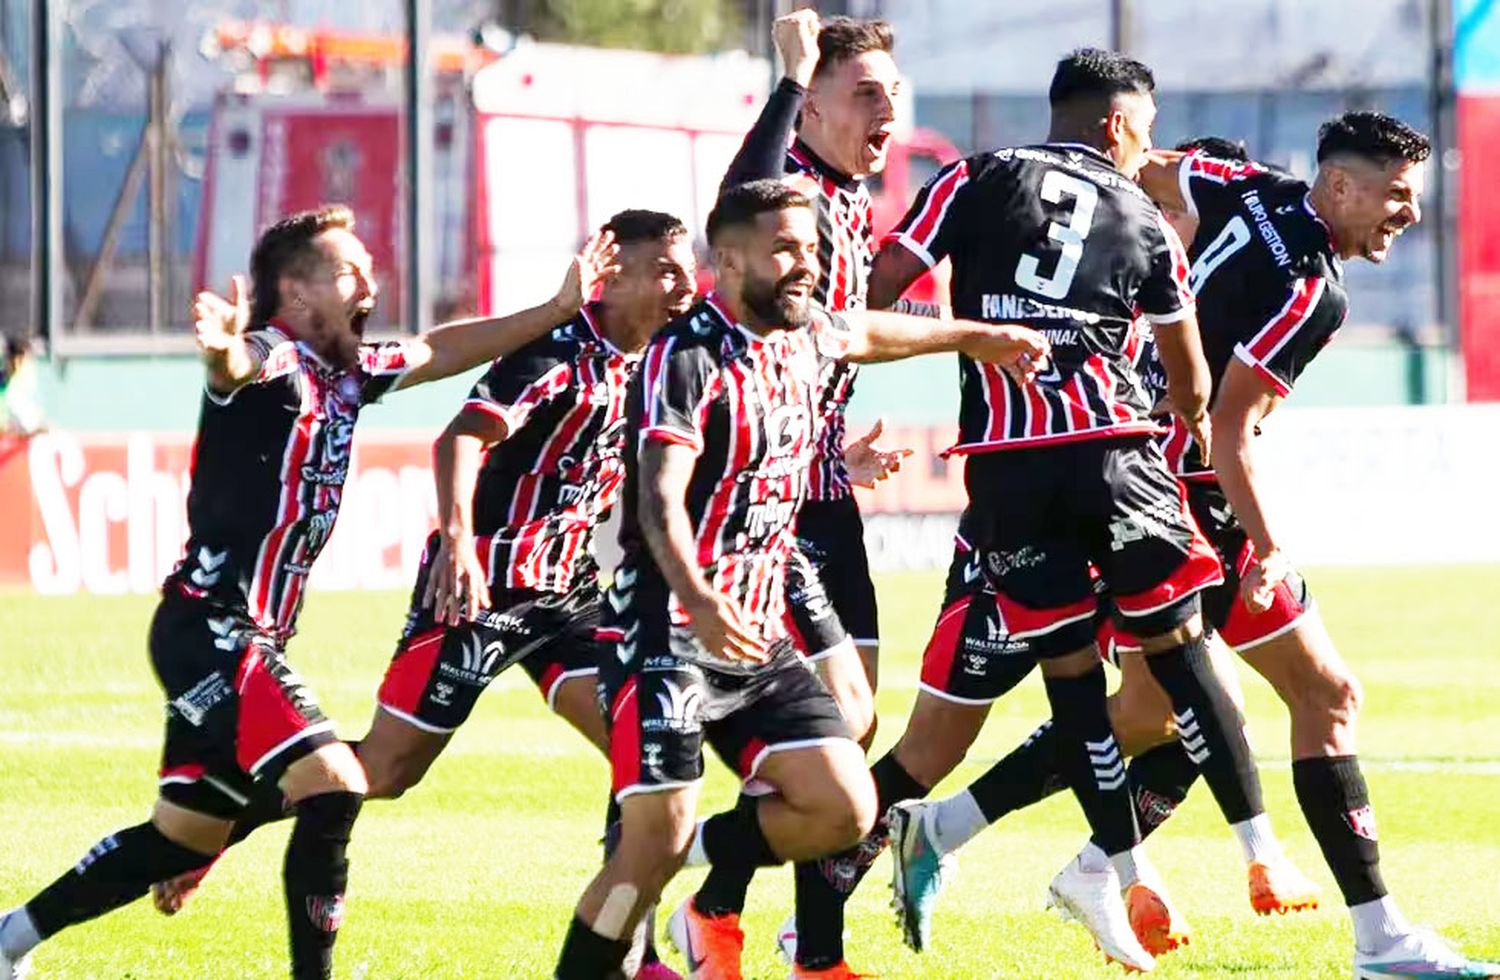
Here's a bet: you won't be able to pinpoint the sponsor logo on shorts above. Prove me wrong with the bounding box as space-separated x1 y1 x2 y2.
641 741 666 776
962 616 1029 657
644 678 702 734
439 635 507 686
171 672 233 726
432 681 455 706
987 547 1045 578
1344 805 1378 841
1109 499 1185 552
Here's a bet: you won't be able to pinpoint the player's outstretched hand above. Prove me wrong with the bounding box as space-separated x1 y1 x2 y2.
424 533 492 626
1241 548 1290 614
845 418 914 488
685 593 769 665
774 9 821 87
959 324 1051 385
193 274 249 354
554 230 621 315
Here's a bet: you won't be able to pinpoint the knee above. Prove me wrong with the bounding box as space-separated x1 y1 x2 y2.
618 807 694 879
363 754 423 800
1320 670 1362 725
283 743 368 804
819 770 879 849
857 713 879 753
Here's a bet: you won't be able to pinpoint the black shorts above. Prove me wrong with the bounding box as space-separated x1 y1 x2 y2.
599 571 852 799
1186 481 1315 650
783 547 852 662
961 436 1224 657
918 537 1039 704
376 539 602 733
793 496 879 647
151 592 336 818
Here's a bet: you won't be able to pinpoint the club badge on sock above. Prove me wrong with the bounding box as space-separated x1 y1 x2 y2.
306 894 346 932
1343 806 1378 841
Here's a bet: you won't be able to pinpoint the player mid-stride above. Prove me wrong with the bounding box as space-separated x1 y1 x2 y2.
0 206 616 980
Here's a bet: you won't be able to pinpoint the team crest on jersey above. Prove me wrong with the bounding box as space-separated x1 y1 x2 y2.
765 404 811 457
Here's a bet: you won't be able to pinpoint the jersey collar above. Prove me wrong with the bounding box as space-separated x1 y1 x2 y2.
1301 192 1339 254
263 319 335 372
1044 142 1115 166
577 301 627 356
705 292 782 346
790 138 860 190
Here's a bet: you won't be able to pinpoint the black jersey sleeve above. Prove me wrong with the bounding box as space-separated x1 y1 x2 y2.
462 338 573 434
1177 152 1273 223
883 156 978 269
1136 209 1196 324
357 340 418 405
720 77 805 191
637 332 720 453
1232 275 1346 396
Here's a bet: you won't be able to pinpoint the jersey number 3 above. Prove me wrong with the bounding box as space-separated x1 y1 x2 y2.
1016 169 1099 300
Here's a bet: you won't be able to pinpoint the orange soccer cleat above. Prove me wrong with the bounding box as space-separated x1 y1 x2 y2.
1125 881 1191 956
1248 858 1322 916
788 962 878 980
666 897 746 980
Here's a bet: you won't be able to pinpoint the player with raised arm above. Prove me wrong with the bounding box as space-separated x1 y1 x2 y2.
863 50 1289 972
885 137 1319 961
550 179 1047 980
1128 112 1498 979
687 13 920 974
0 206 612 980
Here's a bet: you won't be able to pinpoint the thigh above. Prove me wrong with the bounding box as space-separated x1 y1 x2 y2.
704 650 855 786
798 497 880 647
602 633 710 803
150 597 334 818
1087 439 1224 638
1186 482 1316 651
918 580 1038 706
962 450 1097 656
519 584 605 710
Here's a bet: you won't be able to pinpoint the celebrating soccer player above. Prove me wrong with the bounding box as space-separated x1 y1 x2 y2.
0 206 619 980
551 179 1048 980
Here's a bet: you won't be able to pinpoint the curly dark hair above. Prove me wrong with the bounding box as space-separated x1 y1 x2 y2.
812 17 895 82
602 209 688 246
1316 111 1431 166
249 205 355 328
1049 47 1155 107
706 179 811 245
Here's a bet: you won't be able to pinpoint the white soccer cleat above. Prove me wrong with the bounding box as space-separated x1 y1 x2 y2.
1046 857 1156 973
1354 928 1500 979
0 949 30 980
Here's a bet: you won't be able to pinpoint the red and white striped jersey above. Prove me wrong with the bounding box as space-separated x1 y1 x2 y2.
463 303 635 593
619 294 848 672
165 325 413 641
885 144 1193 454
1159 154 1349 480
785 141 875 500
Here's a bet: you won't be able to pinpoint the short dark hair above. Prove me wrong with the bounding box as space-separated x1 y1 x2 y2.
602 209 687 247
1316 111 1431 167
249 205 354 327
1049 47 1155 108
706 180 812 246
812 17 895 82
1175 136 1249 161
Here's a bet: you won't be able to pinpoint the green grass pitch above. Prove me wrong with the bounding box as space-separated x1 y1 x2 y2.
2 566 1498 978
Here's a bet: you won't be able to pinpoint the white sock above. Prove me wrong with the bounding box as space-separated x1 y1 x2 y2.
926 791 989 854
684 820 709 868
1078 840 1112 874
1350 896 1411 954
1231 813 1284 865
0 907 40 960
1120 845 1160 891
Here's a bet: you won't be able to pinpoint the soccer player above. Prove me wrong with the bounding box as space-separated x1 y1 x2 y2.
142 209 692 979
690 11 909 972
1127 112 1497 978
0 206 618 980
885 138 1319 961
862 49 1286 972
551 179 1048 980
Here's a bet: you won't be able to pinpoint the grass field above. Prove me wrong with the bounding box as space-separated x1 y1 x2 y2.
2 566 1499 978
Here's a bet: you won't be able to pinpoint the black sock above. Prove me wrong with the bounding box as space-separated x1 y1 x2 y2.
226 779 295 848
794 755 929 969
284 791 363 980
968 720 1068 823
1044 665 1139 855
24 822 213 938
1292 756 1387 906
555 913 630 980
1144 633 1265 824
1088 740 1201 853
692 795 778 918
